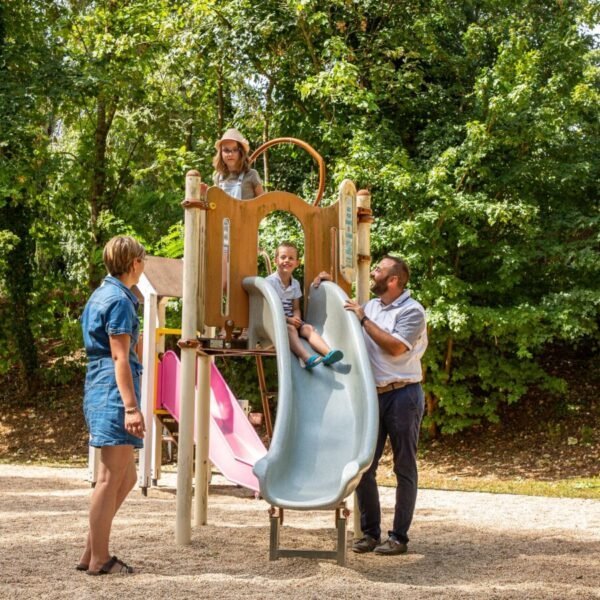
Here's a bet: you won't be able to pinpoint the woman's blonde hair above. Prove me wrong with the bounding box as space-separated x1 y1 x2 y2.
212 142 251 178
103 236 146 277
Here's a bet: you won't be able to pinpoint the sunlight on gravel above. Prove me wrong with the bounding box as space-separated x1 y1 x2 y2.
1 464 599 600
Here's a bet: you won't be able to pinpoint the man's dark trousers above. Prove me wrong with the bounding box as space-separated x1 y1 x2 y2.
356 382 425 544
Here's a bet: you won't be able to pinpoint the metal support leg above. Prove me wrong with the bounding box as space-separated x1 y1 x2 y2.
267 503 348 565
336 513 348 566
269 507 281 561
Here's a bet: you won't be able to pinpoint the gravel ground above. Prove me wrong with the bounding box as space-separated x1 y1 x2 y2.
0 464 599 599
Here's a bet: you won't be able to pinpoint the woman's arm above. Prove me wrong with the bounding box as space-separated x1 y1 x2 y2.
109 334 145 437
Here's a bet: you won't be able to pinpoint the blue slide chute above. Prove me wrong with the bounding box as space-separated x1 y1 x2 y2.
243 277 378 510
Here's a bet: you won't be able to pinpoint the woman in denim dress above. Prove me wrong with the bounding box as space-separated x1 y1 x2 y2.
78 236 146 575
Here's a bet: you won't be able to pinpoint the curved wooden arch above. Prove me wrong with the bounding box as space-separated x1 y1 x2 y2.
250 137 326 207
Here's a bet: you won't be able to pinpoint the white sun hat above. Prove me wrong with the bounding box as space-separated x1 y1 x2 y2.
215 128 250 153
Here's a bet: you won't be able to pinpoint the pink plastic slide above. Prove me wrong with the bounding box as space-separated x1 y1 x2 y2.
157 350 267 492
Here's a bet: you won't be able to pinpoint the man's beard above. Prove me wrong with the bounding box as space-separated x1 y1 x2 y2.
370 278 388 296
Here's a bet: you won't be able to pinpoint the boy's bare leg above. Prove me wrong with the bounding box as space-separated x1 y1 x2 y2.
299 323 330 356
287 325 314 362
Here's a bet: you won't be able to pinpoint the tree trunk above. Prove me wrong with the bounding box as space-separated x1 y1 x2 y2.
216 65 224 133
88 91 117 288
186 120 194 152
0 200 39 381
426 336 454 438
262 78 274 187
425 391 439 438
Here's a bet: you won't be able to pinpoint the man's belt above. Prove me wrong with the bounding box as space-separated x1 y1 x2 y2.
376 381 413 394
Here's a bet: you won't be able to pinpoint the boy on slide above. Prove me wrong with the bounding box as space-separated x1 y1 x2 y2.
266 241 343 370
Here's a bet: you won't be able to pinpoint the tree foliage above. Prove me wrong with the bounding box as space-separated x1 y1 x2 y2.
1 0 598 432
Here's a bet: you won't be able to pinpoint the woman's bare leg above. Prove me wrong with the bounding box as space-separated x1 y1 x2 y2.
79 450 137 567
87 445 137 572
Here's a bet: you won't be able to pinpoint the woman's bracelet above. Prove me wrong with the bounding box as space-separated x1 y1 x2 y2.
125 407 138 415
360 315 370 326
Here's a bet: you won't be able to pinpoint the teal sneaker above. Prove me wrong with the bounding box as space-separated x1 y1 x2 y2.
322 349 343 366
305 354 323 370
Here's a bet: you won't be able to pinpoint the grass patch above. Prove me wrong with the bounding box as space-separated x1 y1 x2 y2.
379 473 600 500
2 454 599 499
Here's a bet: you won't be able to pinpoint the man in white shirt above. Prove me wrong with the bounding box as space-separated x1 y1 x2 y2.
344 255 428 556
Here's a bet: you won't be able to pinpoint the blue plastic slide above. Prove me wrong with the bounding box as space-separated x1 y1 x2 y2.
243 277 378 510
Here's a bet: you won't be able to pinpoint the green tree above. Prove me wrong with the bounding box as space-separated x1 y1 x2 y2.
202 0 599 433
0 0 68 380
2 0 597 431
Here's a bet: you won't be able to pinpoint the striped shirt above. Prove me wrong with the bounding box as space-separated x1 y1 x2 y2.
265 272 302 317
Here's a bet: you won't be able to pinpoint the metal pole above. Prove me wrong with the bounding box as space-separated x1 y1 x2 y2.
176 170 202 545
354 188 373 538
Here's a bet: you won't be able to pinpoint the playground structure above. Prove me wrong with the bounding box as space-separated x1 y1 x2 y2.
175 138 378 565
89 138 377 565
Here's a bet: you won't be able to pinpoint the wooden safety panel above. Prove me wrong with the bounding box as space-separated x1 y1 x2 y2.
203 188 350 329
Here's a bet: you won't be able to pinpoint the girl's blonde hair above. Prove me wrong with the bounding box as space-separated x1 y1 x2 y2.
212 142 251 178
103 236 146 277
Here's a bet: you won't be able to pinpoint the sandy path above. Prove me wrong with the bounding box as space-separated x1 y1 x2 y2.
0 464 598 599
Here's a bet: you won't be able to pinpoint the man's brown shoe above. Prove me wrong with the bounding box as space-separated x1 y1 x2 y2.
374 537 408 555
352 535 380 553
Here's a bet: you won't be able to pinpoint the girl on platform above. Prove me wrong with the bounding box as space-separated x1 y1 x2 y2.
213 128 264 200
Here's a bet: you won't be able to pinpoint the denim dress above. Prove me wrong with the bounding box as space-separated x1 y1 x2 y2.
81 276 143 448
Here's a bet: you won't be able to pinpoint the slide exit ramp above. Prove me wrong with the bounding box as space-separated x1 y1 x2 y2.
243 277 378 510
157 352 266 492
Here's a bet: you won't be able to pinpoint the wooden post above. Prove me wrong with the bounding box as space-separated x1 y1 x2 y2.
138 291 158 493
356 189 373 306
176 170 202 545
151 298 168 485
194 354 211 526
87 445 100 486
354 188 373 538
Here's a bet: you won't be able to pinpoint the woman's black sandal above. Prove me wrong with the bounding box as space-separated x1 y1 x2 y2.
87 555 134 575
